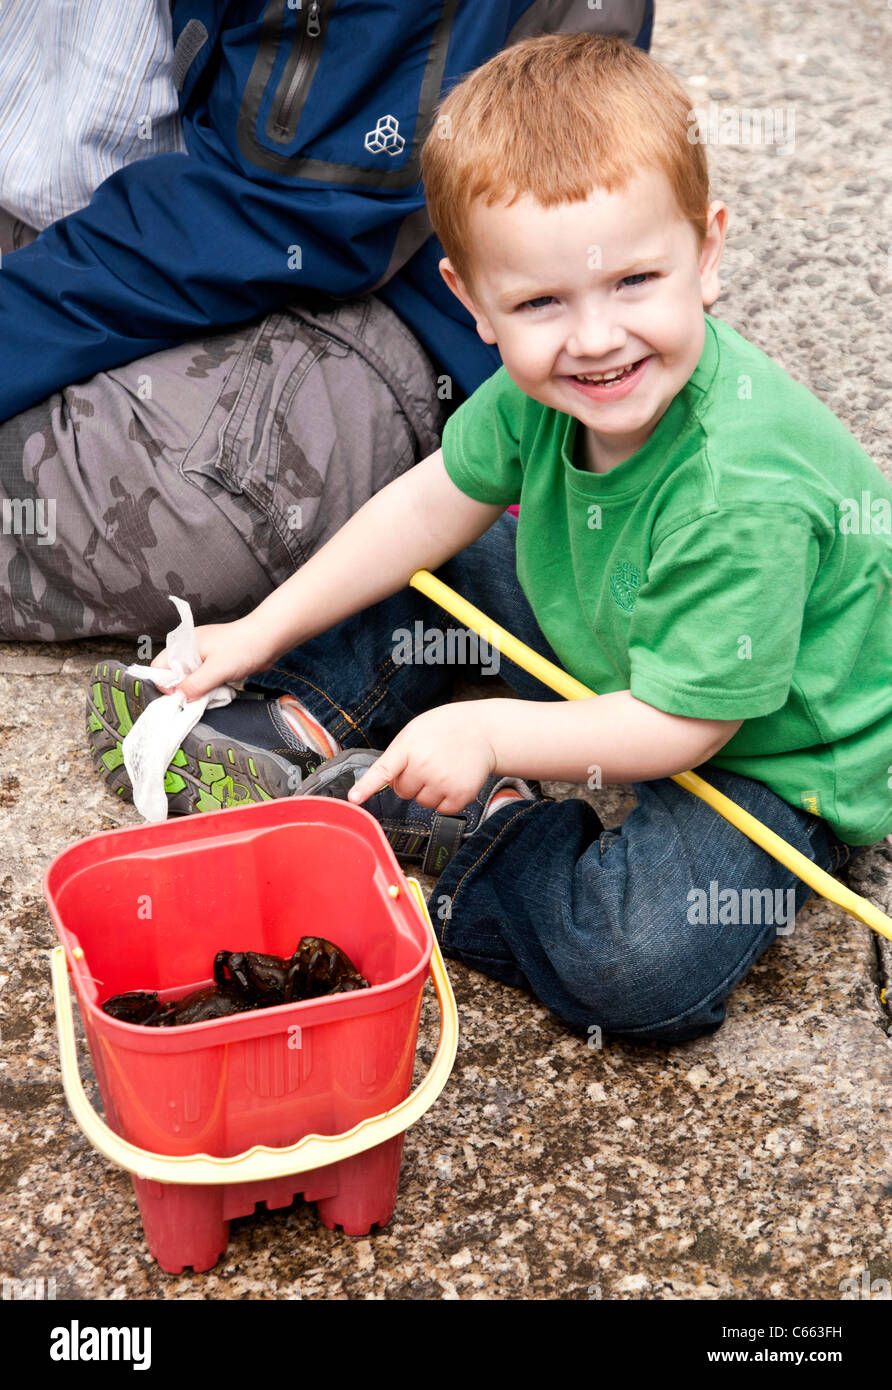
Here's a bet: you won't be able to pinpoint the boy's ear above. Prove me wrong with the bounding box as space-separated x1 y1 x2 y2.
438 257 498 345
699 201 728 308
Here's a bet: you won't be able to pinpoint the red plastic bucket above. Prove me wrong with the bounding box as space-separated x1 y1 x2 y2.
45 798 457 1273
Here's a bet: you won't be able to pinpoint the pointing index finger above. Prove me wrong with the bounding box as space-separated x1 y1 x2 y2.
347 753 397 805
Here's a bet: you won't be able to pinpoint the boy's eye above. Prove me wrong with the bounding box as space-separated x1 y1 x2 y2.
619 272 654 287
520 295 557 311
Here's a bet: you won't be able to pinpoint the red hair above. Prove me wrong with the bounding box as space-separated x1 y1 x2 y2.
422 34 709 290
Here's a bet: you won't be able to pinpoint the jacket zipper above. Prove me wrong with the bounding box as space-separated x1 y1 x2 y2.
273 0 323 136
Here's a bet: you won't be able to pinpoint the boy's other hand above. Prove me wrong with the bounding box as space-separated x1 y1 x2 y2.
150 619 276 703
348 703 498 815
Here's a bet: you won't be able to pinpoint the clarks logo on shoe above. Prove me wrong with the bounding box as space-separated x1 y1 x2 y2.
434 845 451 872
609 561 641 613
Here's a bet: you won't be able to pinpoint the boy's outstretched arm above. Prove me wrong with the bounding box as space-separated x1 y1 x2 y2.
158 450 505 700
349 693 743 814
479 692 743 783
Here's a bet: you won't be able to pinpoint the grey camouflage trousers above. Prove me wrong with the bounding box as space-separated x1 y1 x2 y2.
0 213 446 641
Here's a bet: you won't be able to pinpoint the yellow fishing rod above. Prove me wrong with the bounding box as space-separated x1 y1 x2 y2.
409 569 892 944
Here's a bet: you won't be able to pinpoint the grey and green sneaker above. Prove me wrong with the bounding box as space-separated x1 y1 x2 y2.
85 663 321 815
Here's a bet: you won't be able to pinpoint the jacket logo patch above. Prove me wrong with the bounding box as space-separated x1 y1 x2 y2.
609 561 641 612
364 115 405 156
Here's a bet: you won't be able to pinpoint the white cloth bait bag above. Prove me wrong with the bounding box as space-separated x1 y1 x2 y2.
123 597 234 822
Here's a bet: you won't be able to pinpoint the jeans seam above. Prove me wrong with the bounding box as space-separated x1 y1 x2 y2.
264 653 403 747
325 600 453 742
263 667 372 745
440 799 544 948
339 615 430 731
332 660 402 743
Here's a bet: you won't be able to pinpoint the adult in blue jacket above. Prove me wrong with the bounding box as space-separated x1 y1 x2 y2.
0 0 653 640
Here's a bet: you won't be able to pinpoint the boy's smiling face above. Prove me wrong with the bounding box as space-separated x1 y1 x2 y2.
441 167 727 473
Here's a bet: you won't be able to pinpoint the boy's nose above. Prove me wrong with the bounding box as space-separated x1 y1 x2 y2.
566 309 627 363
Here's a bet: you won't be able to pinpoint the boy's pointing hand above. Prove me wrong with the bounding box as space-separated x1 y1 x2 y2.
348 703 498 815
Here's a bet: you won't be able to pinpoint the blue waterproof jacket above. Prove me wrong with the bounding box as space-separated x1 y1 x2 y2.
0 0 652 422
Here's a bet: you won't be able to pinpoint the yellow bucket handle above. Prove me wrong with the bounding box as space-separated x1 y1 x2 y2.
410 569 892 944
51 878 458 1186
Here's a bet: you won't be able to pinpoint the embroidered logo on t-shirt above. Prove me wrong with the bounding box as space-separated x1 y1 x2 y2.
800 790 821 815
609 561 641 612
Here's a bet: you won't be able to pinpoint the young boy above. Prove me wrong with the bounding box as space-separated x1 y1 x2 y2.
87 35 892 1044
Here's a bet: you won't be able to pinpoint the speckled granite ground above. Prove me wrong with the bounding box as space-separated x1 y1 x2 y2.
1 0 891 1301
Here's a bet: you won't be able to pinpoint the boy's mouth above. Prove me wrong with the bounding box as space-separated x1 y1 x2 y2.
566 355 651 400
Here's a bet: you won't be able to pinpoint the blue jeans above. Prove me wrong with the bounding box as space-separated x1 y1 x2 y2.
246 514 863 1044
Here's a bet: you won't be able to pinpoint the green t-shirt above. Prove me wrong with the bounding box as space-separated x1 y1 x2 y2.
441 314 892 846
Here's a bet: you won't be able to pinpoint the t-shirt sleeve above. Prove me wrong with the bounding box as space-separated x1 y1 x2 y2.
440 367 525 505
628 507 821 720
